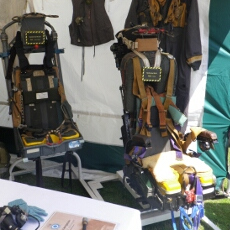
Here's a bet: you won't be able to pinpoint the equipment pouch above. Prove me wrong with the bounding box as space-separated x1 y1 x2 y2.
142 67 162 82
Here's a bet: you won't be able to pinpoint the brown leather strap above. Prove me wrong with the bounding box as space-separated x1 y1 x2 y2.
146 86 153 135
12 69 23 127
149 86 167 137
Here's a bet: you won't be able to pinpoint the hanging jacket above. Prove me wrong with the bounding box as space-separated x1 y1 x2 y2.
69 0 114 46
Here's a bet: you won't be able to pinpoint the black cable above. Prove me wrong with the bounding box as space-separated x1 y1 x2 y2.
28 215 40 230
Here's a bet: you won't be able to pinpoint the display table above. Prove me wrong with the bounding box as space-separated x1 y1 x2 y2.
0 179 141 230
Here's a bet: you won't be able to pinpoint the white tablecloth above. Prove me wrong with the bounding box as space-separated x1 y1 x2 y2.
0 179 141 230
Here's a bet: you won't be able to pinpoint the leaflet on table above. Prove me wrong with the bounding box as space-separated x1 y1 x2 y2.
39 211 118 230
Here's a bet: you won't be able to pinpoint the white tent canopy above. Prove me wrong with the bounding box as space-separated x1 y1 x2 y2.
0 0 209 147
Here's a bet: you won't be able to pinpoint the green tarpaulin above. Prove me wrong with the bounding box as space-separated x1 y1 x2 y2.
200 0 230 190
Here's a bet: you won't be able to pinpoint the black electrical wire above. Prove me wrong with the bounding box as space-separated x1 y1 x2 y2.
28 215 40 230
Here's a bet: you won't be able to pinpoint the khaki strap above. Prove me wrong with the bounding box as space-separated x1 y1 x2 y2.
48 75 54 88
149 86 167 137
54 66 67 104
167 119 206 153
133 57 147 100
166 118 184 152
138 87 152 137
182 127 205 152
164 57 175 110
133 56 149 135
146 86 153 128
26 78 32 91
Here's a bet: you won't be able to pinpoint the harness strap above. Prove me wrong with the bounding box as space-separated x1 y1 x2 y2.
167 118 184 151
132 57 147 99
13 30 55 72
117 33 150 66
11 69 23 127
149 86 167 136
14 32 30 71
170 138 183 160
139 86 152 137
164 56 176 110
43 29 55 69
6 46 16 79
183 127 205 152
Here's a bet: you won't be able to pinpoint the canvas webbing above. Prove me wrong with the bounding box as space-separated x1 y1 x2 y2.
133 55 169 137
43 30 55 69
164 57 176 110
117 33 150 67
133 57 152 136
8 30 55 74
149 86 167 136
132 57 147 100
182 127 205 152
167 119 205 154
144 86 153 136
132 51 180 139
48 75 55 88
167 118 184 152
14 32 30 71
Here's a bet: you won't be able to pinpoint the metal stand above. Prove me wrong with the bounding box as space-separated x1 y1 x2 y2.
9 157 221 229
8 151 115 200
63 151 119 200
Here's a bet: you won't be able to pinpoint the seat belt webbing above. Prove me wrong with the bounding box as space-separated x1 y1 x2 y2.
164 57 176 110
149 86 167 137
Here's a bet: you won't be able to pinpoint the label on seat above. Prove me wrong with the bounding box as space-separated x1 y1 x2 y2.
36 92 48 100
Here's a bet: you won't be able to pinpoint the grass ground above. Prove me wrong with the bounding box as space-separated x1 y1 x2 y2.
14 174 230 230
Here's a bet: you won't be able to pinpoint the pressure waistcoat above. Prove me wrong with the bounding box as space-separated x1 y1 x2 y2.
69 0 114 46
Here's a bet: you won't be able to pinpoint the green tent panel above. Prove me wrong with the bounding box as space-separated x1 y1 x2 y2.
200 0 230 189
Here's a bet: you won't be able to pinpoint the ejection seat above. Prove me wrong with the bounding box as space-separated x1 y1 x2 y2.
111 26 218 218
0 13 84 187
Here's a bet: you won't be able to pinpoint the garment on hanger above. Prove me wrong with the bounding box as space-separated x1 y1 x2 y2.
69 0 114 47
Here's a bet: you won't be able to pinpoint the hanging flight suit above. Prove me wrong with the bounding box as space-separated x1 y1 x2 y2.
69 0 114 46
124 0 202 114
